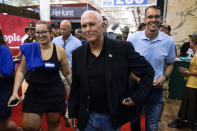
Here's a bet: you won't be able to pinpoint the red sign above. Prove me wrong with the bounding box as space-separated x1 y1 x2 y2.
0 14 38 55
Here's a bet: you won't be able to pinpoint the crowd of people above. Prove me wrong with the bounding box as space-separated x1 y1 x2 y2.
0 4 197 131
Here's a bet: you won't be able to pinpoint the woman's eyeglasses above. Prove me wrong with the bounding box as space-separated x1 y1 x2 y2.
36 30 49 35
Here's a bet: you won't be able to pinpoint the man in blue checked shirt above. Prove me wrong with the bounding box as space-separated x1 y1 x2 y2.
52 20 82 68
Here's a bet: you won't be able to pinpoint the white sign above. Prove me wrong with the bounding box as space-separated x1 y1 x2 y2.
102 0 147 7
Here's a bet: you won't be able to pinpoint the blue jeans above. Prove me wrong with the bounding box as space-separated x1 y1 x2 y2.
80 112 120 131
144 87 163 131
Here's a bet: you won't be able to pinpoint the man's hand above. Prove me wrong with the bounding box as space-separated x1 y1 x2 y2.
153 76 166 86
122 97 135 107
130 72 140 83
68 118 77 129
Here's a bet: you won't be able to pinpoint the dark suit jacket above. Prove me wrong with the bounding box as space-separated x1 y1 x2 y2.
68 37 154 130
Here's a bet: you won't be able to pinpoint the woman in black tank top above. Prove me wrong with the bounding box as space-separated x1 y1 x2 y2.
8 21 72 131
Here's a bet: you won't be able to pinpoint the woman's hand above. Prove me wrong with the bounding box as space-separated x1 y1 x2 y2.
181 70 190 76
8 92 20 105
130 72 140 83
178 67 190 76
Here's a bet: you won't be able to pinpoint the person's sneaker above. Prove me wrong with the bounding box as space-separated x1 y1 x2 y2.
168 119 187 129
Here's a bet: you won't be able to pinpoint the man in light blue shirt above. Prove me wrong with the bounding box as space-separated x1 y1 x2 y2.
127 5 176 131
52 20 82 68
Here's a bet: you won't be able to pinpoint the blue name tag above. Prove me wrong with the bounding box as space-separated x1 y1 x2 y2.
45 62 55 68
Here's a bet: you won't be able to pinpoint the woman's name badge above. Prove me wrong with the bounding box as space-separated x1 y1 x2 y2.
45 62 55 68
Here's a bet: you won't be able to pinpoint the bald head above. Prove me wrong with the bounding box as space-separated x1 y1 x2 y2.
60 20 71 28
81 10 103 23
60 20 72 40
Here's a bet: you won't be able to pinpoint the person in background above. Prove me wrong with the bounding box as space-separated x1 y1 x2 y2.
159 23 177 57
13 22 37 59
23 22 37 44
159 23 171 36
0 25 21 131
103 16 116 39
138 23 146 31
177 35 194 58
127 5 176 131
168 33 197 130
74 28 86 45
177 42 194 57
21 28 29 45
52 20 82 68
50 22 60 40
68 10 154 131
74 28 82 40
115 33 122 40
8 21 72 131
121 26 130 41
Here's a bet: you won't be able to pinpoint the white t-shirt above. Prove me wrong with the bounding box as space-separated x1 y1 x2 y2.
21 34 29 44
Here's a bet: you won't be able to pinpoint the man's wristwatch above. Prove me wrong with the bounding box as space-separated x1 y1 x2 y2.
164 74 169 81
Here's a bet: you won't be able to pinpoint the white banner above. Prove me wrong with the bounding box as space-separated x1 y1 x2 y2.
102 0 148 7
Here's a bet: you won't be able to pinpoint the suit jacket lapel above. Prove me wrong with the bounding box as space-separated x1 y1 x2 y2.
104 37 113 89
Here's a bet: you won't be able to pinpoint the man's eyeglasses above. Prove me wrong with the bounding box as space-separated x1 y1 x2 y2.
146 15 161 19
36 31 49 35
